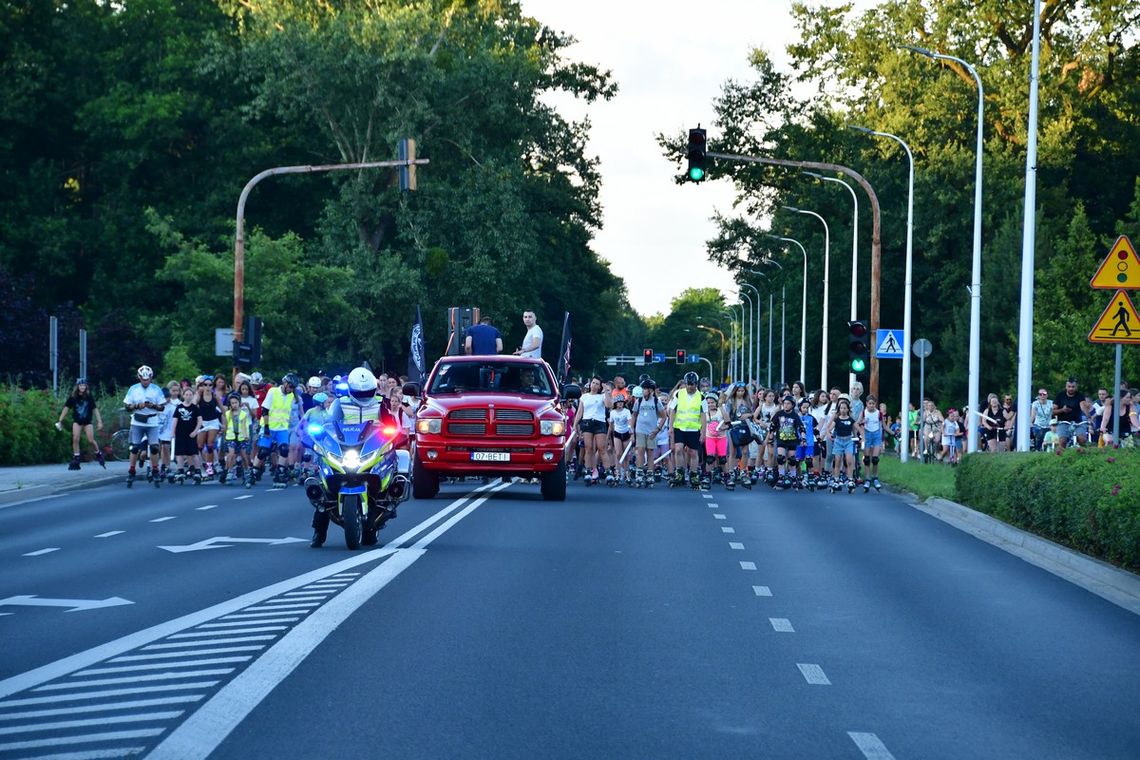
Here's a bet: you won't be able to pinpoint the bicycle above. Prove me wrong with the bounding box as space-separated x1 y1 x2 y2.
109 410 131 461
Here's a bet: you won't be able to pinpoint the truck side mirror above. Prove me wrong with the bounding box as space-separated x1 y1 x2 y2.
562 383 582 401
402 382 421 397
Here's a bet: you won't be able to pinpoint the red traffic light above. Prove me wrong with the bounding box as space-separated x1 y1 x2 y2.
847 320 868 338
643 348 653 363
676 349 687 364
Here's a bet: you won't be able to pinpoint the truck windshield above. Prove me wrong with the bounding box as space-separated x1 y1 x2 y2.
428 362 554 397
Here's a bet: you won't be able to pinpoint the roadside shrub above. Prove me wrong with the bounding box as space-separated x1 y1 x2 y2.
0 385 73 465
956 449 1140 571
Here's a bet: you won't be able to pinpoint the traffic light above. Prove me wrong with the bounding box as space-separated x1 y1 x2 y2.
676 349 686 364
245 315 263 366
686 128 707 182
847 320 869 373
643 348 653 364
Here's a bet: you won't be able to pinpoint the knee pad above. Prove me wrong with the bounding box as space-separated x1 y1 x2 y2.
776 455 786 465
704 454 715 465
803 457 813 468
257 445 271 460
863 455 871 467
277 443 290 458
148 444 159 456
718 455 728 466
129 443 142 456
871 456 880 465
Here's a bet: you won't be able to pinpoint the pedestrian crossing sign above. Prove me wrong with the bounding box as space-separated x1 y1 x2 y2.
1088 289 1140 344
1090 235 1140 290
874 329 905 359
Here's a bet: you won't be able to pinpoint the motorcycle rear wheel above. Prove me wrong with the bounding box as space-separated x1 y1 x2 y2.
341 494 362 550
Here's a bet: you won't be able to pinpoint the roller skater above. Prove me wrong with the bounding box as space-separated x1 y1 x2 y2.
122 365 164 490
669 372 707 493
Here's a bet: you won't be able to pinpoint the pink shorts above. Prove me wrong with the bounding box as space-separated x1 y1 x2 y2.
705 436 728 457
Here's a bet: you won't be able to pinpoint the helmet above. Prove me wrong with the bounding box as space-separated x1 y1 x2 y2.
347 367 378 402
137 365 154 380
75 377 87 386
235 372 251 384
683 371 699 385
225 391 241 404
629 385 642 398
638 374 650 384
250 371 264 385
307 375 322 390
281 373 301 389
703 392 718 401
312 392 328 404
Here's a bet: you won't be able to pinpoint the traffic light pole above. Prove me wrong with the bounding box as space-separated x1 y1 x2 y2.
708 151 882 398
231 153 428 380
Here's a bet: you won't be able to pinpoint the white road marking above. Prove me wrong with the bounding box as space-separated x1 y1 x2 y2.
195 505 218 511
769 618 795 632
739 561 757 570
233 495 253 500
752 586 772 596
848 732 896 759
701 494 712 499
721 527 735 533
22 548 60 557
263 595 327 602
197 619 293 628
729 542 745 550
0 695 202 720
94 531 124 538
218 611 305 620
74 658 251 677
708 503 719 509
144 637 274 650
243 603 320 612
797 663 831 685
0 710 184 736
167 630 280 640
0 683 219 707
109 647 265 662
714 514 726 520
147 483 512 760
35 670 235 691
0 729 162 753
282 590 335 597
149 517 176 523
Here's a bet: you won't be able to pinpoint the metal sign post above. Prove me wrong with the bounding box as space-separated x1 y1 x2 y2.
79 329 87 381
912 338 932 461
49 316 59 394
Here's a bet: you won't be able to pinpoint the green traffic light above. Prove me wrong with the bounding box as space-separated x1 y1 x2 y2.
850 358 867 373
689 166 705 181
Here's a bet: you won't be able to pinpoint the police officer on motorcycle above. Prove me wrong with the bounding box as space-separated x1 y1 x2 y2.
310 367 397 547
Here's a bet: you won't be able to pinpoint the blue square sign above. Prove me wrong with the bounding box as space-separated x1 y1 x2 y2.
875 329 905 359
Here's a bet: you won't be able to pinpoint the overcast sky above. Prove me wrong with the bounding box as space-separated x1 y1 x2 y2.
520 0 813 317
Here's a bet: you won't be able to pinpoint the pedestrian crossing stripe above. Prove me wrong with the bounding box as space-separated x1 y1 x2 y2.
1088 289 1140 344
874 329 904 359
1090 235 1140 290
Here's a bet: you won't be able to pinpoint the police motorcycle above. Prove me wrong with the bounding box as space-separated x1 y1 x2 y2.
304 368 411 550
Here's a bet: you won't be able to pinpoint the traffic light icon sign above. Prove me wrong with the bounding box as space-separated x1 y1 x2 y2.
687 128 707 182
847 320 869 373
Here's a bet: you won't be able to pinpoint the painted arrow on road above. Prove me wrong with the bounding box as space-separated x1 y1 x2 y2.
158 536 309 553
0 595 134 613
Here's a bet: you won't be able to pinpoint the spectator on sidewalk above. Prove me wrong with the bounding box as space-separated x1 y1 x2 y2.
1053 378 1091 451
1030 388 1053 451
56 378 104 469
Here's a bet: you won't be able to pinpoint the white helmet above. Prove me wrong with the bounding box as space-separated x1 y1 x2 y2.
250 371 264 385
235 372 252 384
347 367 378 403
137 365 154 380
307 375 322 390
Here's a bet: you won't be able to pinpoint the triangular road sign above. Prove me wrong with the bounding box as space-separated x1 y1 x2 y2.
1090 235 1140 289
1088 289 1140 344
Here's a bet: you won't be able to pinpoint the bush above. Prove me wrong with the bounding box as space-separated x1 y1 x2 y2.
0 385 73 465
955 449 1140 571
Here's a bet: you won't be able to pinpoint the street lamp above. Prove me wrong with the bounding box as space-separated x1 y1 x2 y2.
758 259 786 385
850 125 916 463
697 324 727 385
739 291 754 387
724 307 741 381
804 171 859 390
904 44 984 455
768 234 809 386
783 206 831 390
739 282 763 388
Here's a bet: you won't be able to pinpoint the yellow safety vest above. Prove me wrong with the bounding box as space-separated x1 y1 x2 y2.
674 390 703 432
340 400 381 425
266 388 293 431
224 409 251 442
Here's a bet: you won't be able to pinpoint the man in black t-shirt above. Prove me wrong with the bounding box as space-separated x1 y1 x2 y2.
1053 377 1091 450
464 316 503 355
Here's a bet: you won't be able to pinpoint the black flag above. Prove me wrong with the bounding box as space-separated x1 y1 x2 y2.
556 311 571 383
408 305 427 384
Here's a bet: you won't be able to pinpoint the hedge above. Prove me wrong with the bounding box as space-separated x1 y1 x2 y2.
955 449 1140 571
0 384 130 466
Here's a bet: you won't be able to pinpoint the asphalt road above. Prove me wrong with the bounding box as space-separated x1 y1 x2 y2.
0 473 1137 759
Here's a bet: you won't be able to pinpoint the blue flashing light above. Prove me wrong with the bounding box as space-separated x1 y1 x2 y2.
307 423 323 436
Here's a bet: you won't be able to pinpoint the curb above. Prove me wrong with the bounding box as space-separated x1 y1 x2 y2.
914 496 1140 615
0 472 124 508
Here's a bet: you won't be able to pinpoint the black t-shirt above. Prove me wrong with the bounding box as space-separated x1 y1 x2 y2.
832 415 855 438
197 400 221 423
1053 391 1086 421
65 395 97 425
771 410 804 442
173 403 199 439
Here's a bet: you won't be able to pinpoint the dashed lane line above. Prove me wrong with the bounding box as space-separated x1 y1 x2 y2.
149 517 176 523
714 514 726 520
797 663 831 685
22 548 59 557
195 505 218 511
95 531 125 538
752 586 772 597
721 527 735 533
769 618 795 633
848 732 896 759
233 495 253 501
739 561 757 571
729 542 745 551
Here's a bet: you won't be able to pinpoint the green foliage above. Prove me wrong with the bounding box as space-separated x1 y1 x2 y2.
0 386 72 465
956 449 1140 570
160 343 199 385
644 288 731 386
877 456 956 501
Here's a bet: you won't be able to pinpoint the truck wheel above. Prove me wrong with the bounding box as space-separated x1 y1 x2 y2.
412 457 438 500
540 458 567 501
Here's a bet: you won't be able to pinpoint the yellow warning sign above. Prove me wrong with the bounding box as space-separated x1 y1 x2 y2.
1088 290 1140 344
1090 235 1140 289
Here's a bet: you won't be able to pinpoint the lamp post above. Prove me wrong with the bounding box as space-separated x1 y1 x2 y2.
697 324 727 385
1016 0 1042 452
739 282 763 388
783 206 831 390
850 125 916 463
760 259 786 385
804 172 859 390
724 307 741 381
739 292 754 387
768 235 808 385
904 44 984 454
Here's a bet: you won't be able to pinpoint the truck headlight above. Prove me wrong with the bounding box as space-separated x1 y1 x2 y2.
416 418 442 434
540 420 565 436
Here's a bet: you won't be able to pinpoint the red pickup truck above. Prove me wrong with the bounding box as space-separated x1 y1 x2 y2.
404 355 579 501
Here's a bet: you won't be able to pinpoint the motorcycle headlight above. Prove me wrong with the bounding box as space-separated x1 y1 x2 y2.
416 418 442 434
341 449 361 471
540 420 565 436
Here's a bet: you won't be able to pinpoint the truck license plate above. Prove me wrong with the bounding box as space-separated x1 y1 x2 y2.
471 452 510 462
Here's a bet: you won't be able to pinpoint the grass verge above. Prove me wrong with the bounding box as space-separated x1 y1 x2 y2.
876 455 956 501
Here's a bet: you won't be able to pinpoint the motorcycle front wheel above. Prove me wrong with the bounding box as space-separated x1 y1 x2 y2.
341 493 362 550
